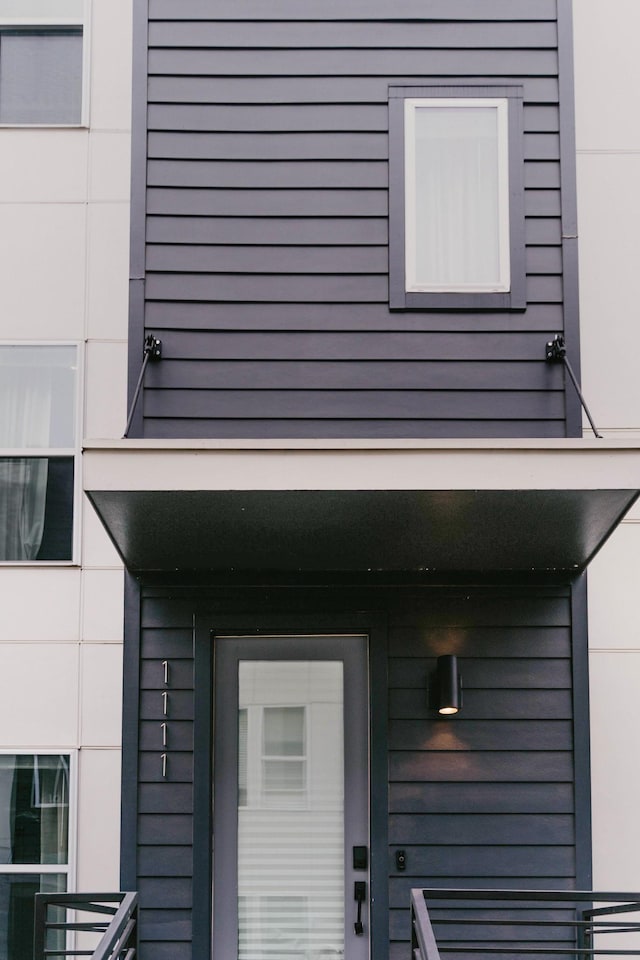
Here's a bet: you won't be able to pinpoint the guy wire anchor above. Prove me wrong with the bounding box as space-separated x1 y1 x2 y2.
124 333 163 437
545 334 602 439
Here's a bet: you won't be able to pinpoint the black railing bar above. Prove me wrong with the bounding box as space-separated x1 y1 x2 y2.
91 893 138 960
434 919 640 929
57 905 117 916
44 922 110 932
435 918 581 927
585 903 640 919
422 891 640 903
440 943 638 957
41 894 122 909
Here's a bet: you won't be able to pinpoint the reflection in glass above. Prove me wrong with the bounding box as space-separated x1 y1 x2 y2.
0 873 66 960
262 707 306 808
0 457 74 561
0 31 83 125
0 346 77 450
238 662 344 959
0 756 69 865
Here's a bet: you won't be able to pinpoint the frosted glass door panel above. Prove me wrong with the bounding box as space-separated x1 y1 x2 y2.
238 661 344 960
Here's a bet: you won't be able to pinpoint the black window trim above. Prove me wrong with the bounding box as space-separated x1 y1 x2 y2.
388 83 526 311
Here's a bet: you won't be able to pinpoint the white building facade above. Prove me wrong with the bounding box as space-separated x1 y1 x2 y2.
0 1 129 953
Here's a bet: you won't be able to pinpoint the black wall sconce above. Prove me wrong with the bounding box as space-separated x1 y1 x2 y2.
430 654 462 715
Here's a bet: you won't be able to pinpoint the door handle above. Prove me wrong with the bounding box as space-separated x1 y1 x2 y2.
354 881 366 935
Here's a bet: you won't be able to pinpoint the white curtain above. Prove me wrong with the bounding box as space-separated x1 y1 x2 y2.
0 366 53 561
413 106 501 288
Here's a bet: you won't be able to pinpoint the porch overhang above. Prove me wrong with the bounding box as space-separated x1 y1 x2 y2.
83 439 640 574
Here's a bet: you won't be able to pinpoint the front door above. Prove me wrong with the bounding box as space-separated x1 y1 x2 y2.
213 634 370 960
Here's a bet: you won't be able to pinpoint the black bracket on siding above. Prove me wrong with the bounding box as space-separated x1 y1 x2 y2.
545 334 602 439
123 334 163 438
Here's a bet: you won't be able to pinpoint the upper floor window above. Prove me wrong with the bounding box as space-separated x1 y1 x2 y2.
0 344 79 563
0 0 86 125
389 85 526 310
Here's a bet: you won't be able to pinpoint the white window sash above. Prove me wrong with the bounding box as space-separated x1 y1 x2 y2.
0 751 76 885
0 0 84 25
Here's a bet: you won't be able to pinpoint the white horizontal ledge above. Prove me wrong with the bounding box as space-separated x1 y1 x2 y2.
83 438 640 494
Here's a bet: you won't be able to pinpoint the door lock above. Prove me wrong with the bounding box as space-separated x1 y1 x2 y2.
353 845 368 870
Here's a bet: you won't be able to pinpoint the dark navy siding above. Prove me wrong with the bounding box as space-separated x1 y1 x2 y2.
130 0 579 439
131 581 583 959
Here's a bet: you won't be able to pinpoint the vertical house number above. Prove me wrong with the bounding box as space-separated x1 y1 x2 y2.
161 660 170 778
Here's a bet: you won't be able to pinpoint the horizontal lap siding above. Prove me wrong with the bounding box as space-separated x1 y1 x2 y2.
134 583 578 959
139 1 567 439
138 616 195 952
387 589 575 958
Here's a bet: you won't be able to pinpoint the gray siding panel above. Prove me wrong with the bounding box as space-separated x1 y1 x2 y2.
148 49 559 77
142 419 568 439
147 360 561 391
148 21 558 49
149 0 558 21
136 0 572 439
144 300 566 332
147 160 390 189
144 388 564 420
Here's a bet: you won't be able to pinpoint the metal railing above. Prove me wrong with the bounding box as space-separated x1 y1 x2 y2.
411 889 640 960
33 892 138 960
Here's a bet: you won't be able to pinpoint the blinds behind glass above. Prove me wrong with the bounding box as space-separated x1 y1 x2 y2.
0 30 82 124
238 662 344 960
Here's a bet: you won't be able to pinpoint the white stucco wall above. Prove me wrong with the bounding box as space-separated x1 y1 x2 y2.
0 0 132 894
573 0 640 890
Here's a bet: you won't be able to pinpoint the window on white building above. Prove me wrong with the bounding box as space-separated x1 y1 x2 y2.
0 344 79 563
0 754 72 960
0 0 86 125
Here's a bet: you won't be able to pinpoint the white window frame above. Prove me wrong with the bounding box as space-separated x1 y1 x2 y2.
0 0 91 127
240 704 308 809
0 340 83 566
404 96 511 295
0 749 77 891
260 705 307 809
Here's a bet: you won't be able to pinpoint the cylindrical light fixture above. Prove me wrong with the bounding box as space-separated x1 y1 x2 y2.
435 654 462 715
